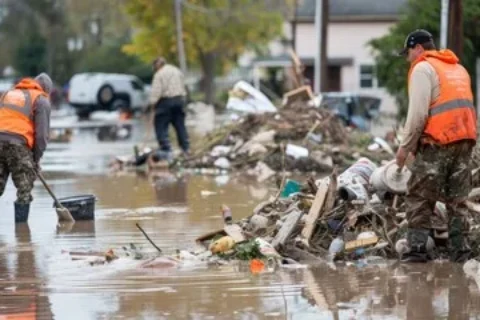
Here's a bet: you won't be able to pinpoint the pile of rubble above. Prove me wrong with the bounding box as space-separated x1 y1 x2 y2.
195 157 480 265
175 101 396 181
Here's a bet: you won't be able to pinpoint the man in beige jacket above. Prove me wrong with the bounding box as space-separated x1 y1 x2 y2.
397 29 477 263
149 57 189 158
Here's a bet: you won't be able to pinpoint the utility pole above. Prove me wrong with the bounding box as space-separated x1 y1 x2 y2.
320 0 329 92
448 0 463 58
440 0 449 49
291 0 299 51
314 0 323 94
175 0 187 73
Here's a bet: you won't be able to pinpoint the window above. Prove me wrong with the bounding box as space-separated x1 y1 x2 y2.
360 65 374 88
130 79 144 91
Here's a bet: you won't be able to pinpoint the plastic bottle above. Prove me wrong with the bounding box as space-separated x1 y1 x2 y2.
221 205 233 225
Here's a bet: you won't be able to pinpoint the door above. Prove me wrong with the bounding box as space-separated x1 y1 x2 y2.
326 66 341 92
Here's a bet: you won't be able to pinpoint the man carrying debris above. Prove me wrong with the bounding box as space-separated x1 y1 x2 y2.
0 73 53 223
396 29 477 262
149 57 190 158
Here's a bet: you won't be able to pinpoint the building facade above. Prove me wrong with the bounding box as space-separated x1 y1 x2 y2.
292 0 408 117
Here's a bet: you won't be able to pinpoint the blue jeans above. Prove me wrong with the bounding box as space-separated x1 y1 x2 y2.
154 96 190 153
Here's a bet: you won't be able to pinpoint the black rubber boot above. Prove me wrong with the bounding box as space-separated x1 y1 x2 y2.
14 202 30 223
449 216 471 263
401 228 430 263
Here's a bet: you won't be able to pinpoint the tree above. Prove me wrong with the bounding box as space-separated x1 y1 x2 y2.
14 30 48 77
77 38 152 82
369 0 480 120
123 0 293 104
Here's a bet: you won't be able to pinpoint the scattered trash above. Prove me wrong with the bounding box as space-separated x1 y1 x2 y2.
280 179 302 198
286 144 309 159
201 190 218 197
171 100 395 175
246 161 276 183
226 81 277 114
249 259 265 273
221 205 233 225
214 157 231 170
191 156 480 266
209 236 236 254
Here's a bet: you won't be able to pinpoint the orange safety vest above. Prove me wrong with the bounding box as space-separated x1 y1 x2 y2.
0 78 48 149
408 49 477 145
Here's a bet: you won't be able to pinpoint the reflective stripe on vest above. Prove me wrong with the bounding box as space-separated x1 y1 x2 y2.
0 90 34 120
429 98 476 117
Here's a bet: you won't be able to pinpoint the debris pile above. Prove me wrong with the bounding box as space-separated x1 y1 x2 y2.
176 101 396 179
195 158 480 265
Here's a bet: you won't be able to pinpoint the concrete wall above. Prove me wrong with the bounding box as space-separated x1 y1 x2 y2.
295 21 398 117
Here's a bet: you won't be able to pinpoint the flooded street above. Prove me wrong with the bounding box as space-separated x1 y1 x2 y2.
1 114 480 319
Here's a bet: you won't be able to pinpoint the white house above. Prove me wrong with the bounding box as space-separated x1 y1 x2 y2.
294 0 408 116
251 0 408 118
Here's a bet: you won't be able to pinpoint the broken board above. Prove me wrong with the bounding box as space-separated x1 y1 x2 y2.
345 236 379 251
223 224 246 243
283 86 314 107
301 178 330 243
196 224 246 246
272 210 303 250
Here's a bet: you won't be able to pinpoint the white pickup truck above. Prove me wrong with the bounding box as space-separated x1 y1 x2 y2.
67 73 149 119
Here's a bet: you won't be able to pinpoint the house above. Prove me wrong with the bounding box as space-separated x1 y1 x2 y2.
293 0 408 116
252 0 408 118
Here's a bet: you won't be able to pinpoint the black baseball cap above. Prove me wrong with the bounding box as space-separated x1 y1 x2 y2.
398 29 434 56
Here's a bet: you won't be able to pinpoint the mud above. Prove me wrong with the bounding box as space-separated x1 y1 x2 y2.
0 112 479 319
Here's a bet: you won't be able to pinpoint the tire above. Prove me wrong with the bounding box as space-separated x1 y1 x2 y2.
97 85 115 107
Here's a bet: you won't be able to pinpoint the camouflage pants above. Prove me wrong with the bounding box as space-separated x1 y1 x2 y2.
0 142 36 204
406 140 474 232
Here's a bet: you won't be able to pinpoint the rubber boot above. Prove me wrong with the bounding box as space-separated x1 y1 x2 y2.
14 202 30 223
401 228 430 263
448 216 471 263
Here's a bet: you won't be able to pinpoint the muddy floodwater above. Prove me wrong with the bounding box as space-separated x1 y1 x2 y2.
1 115 480 319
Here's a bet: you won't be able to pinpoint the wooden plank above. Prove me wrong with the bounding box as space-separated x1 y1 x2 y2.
301 178 330 242
196 228 225 244
323 169 338 215
196 225 246 246
283 85 314 105
344 236 379 251
224 224 246 243
272 210 303 249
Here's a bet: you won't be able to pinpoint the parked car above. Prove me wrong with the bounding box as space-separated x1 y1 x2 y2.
67 73 148 119
319 92 381 131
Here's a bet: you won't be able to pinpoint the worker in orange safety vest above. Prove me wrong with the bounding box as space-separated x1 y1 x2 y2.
0 73 53 223
396 29 477 263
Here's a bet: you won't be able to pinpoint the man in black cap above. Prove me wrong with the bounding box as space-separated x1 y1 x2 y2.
396 29 477 263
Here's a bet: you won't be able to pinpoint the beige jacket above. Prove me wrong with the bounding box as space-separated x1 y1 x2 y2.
401 61 441 153
148 64 187 105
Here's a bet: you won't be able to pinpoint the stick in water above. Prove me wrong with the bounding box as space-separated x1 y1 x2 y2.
136 223 162 253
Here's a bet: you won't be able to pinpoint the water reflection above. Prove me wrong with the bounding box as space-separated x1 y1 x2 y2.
299 262 480 319
0 224 53 319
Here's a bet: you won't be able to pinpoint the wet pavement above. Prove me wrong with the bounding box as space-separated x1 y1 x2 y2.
1 112 480 319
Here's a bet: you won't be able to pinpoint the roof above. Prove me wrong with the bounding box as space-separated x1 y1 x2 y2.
295 0 408 22
253 55 353 67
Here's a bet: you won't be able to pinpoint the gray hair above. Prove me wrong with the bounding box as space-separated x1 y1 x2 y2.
35 73 53 94
153 57 166 67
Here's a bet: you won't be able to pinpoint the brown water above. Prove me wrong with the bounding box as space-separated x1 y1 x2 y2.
1 118 480 319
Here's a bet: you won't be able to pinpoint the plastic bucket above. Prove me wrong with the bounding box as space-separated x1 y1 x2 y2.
56 195 96 221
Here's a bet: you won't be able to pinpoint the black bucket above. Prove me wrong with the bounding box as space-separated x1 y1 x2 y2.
56 195 96 221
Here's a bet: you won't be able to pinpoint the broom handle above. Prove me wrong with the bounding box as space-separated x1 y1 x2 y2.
35 170 62 207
